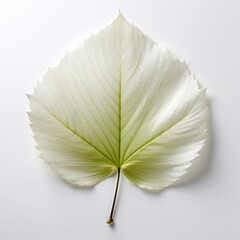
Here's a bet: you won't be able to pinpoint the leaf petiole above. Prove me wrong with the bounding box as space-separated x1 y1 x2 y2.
106 168 121 224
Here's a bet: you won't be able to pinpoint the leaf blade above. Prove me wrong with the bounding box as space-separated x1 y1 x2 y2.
121 90 208 190
28 12 208 190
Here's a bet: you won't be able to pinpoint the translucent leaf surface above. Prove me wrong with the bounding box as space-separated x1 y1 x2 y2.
28 12 208 223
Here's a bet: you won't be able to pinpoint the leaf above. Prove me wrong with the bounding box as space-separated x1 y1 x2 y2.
28 12 208 224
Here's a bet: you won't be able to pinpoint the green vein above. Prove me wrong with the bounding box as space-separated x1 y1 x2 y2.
71 57 118 160
121 109 191 166
121 60 157 160
118 63 122 167
33 100 115 165
121 61 185 163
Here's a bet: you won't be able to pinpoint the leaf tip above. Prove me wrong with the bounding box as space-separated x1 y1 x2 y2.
116 10 125 22
64 49 70 56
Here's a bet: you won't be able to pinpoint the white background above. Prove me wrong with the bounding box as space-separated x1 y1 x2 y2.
1 0 240 239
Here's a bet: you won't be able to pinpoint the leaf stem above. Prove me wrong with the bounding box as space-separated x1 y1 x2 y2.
106 168 121 224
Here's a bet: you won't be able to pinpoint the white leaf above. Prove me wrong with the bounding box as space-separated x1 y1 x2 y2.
28 12 208 223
